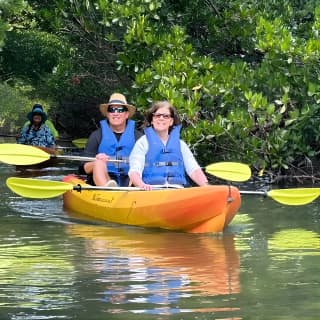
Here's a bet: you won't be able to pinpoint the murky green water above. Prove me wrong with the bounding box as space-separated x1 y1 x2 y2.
1 148 320 319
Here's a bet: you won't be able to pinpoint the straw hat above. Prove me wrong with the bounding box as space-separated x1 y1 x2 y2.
99 93 136 118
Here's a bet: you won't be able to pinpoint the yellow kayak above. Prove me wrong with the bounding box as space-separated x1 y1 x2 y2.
63 175 241 233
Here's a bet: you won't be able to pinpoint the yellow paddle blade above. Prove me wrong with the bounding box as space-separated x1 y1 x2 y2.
268 188 320 206
0 143 50 165
205 162 251 182
72 138 87 148
6 177 73 199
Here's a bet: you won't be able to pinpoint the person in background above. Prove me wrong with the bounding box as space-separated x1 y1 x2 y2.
17 105 55 148
23 104 59 140
129 100 209 190
78 93 143 187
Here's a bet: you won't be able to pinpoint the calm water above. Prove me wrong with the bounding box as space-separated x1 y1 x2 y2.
1 149 320 319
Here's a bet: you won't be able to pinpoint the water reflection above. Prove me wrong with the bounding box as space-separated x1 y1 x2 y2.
14 162 75 179
0 237 76 311
269 228 320 257
66 224 241 315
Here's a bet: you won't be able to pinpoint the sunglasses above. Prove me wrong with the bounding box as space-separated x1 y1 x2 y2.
152 113 172 119
107 106 128 113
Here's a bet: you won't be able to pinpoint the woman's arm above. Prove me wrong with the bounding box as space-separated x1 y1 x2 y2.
180 141 209 186
44 126 55 148
128 136 152 190
17 127 28 144
189 168 209 186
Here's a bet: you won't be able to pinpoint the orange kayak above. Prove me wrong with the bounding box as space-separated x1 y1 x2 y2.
62 175 241 234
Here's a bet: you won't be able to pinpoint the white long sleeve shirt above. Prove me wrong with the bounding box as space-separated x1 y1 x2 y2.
128 135 201 177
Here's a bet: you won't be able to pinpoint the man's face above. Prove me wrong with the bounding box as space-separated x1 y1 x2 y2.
106 105 129 126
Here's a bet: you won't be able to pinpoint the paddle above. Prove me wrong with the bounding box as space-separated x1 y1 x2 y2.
205 162 320 204
6 177 320 205
5 161 251 198
6 178 183 198
6 177 143 198
0 143 126 165
205 162 251 182
0 144 252 182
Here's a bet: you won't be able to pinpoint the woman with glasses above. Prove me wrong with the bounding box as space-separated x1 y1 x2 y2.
78 93 143 187
129 101 208 190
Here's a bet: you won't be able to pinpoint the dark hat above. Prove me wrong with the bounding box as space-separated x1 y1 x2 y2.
27 105 47 122
32 103 44 112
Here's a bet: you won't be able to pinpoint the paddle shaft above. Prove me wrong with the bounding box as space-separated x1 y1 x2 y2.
240 190 266 196
75 184 184 191
0 133 18 138
5 175 320 205
52 154 127 163
72 184 182 191
75 185 143 191
0 132 86 144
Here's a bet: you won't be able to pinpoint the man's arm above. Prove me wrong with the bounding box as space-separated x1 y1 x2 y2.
78 129 102 175
83 129 102 157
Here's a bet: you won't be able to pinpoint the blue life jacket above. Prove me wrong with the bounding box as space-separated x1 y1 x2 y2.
143 125 187 185
98 119 136 181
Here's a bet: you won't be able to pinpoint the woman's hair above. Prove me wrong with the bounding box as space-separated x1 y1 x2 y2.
144 101 181 132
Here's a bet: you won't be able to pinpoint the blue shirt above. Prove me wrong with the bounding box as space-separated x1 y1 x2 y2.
17 123 55 148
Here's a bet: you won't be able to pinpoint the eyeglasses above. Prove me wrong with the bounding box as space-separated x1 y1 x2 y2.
152 113 172 119
107 106 128 113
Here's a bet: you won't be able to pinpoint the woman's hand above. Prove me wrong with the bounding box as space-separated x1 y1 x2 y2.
138 183 153 191
129 172 152 190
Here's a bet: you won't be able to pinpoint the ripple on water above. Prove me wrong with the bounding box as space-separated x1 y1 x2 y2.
4 172 73 224
7 193 65 223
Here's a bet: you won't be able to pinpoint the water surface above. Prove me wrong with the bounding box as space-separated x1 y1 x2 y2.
0 156 320 319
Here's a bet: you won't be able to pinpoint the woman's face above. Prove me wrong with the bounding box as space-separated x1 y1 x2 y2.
32 114 43 125
151 106 174 133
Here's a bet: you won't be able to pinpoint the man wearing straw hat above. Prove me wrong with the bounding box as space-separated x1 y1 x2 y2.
79 93 142 187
